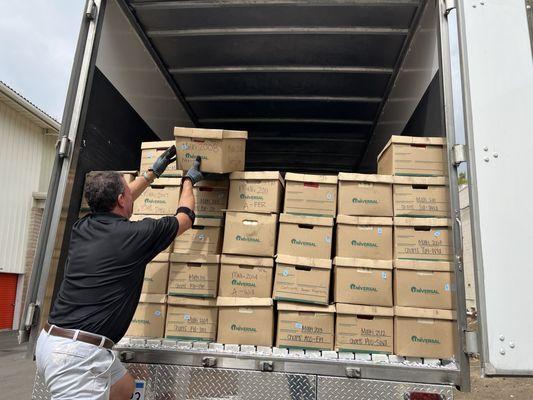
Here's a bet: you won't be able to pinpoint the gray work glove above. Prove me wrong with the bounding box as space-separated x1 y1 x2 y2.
184 156 204 185
149 145 176 178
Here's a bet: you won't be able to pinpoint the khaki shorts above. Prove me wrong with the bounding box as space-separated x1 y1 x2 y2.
36 329 126 399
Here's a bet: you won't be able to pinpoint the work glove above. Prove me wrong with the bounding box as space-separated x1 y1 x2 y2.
149 145 176 178
184 156 204 185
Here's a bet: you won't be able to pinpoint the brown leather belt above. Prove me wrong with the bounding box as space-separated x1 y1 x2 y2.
44 322 114 349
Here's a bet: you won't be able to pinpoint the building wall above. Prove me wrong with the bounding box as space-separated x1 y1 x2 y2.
0 101 56 275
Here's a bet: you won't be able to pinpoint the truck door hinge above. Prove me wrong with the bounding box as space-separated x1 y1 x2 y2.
452 144 467 166
465 331 479 356
24 303 38 329
85 0 97 21
57 136 71 159
445 0 456 15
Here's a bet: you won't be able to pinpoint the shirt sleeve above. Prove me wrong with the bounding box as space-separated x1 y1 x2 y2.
131 216 179 262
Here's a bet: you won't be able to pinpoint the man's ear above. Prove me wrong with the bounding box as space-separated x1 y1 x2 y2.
117 193 125 208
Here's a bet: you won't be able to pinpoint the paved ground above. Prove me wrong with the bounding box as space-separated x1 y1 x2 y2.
0 330 36 399
2 330 533 399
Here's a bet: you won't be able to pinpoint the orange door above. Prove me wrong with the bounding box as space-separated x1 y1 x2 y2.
0 273 18 329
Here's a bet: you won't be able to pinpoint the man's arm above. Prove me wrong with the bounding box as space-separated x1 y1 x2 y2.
176 179 195 235
175 156 204 235
130 171 157 201
130 145 177 201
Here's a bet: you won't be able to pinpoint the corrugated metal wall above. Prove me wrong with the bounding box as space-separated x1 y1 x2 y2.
0 101 56 274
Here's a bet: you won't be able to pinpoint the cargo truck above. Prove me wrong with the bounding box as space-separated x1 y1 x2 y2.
20 0 533 398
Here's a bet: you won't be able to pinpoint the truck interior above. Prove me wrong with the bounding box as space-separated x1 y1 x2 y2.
34 0 468 392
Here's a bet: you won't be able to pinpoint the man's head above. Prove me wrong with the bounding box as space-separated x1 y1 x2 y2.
84 171 133 218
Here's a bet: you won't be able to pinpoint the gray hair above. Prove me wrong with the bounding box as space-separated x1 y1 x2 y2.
84 171 125 213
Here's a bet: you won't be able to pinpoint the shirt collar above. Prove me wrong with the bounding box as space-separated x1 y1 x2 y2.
91 212 128 221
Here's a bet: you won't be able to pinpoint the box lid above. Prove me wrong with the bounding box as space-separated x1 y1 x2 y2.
337 215 393 226
285 172 338 185
167 296 217 307
393 176 449 186
174 127 248 140
130 214 171 222
151 177 183 187
229 171 284 185
276 254 332 269
279 213 334 227
117 170 138 176
336 303 394 317
277 302 336 313
151 253 170 263
193 218 223 227
378 135 446 161
141 140 175 150
221 255 274 268
170 253 220 264
394 306 456 320
394 217 451 227
338 173 393 184
195 179 229 189
224 210 279 219
139 293 166 304
394 259 454 272
217 297 273 307
334 257 393 270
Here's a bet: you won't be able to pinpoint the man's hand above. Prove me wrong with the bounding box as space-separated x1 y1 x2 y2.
149 145 176 178
184 156 204 185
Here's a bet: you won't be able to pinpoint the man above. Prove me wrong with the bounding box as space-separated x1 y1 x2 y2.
35 145 203 399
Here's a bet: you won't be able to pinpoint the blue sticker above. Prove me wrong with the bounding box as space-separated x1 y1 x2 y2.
184 313 191 321
295 323 303 329
282 269 289 277
378 228 383 235
434 230 441 237
444 283 450 291
381 271 387 280
181 143 189 150
198 234 206 240
155 310 162 317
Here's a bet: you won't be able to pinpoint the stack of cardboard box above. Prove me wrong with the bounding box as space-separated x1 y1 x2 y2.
334 173 395 354
218 172 283 347
273 173 338 351
378 135 456 359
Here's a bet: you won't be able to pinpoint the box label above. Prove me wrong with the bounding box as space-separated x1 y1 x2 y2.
335 315 393 353
276 311 334 350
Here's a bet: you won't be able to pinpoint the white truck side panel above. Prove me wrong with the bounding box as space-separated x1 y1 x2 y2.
458 0 533 375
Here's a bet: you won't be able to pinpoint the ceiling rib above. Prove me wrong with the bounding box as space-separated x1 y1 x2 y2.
186 95 383 102
170 66 394 74
198 118 374 125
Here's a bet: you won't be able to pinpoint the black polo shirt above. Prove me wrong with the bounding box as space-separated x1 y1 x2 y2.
48 212 178 343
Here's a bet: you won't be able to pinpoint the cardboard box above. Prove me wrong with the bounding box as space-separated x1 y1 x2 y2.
168 254 220 298
125 294 166 338
393 176 450 218
174 127 247 173
276 302 336 350
277 214 334 259
133 177 182 215
222 211 278 257
273 255 331 305
333 257 393 307
394 217 453 262
140 141 179 176
194 179 229 219
217 297 274 346
335 304 394 354
130 214 174 253
338 173 393 217
284 173 338 217
394 306 456 359
228 171 284 213
165 297 218 341
173 218 222 254
377 135 447 177
142 253 170 294
336 216 393 261
218 255 274 298
394 260 454 309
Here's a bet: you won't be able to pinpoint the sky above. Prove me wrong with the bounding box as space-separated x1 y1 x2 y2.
0 0 85 121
